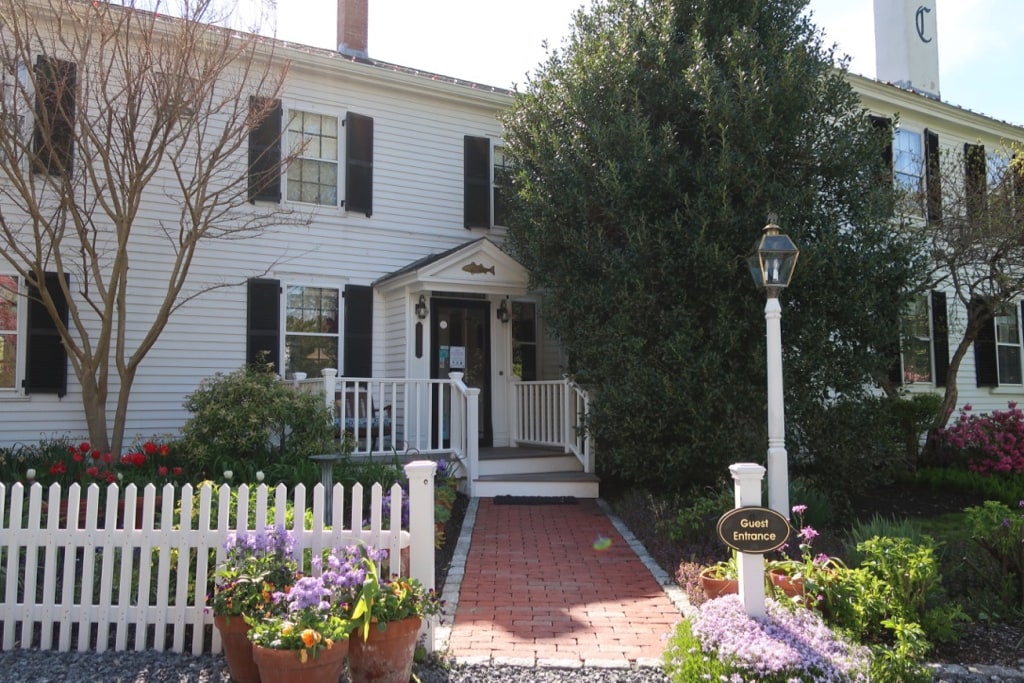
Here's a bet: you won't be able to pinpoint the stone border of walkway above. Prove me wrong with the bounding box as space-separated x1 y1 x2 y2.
434 497 1024 682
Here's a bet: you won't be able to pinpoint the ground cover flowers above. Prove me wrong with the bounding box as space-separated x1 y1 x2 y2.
664 595 871 683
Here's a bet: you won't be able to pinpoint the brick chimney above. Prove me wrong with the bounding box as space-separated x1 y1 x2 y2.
338 0 368 59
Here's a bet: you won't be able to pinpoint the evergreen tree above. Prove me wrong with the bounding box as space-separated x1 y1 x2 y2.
502 0 925 490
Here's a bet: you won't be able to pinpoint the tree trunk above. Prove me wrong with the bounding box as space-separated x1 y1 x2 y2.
80 376 111 453
922 319 981 459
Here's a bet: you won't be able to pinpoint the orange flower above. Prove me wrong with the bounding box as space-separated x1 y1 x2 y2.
301 628 317 648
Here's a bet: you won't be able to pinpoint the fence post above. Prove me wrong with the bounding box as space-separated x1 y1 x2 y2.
404 460 437 651
730 462 767 618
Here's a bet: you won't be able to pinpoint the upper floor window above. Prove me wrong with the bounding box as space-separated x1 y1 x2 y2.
32 56 76 177
287 111 339 206
493 146 508 227
0 275 19 390
464 135 504 229
893 129 923 196
247 101 373 214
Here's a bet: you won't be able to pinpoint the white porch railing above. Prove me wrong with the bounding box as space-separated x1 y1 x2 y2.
297 371 591 493
511 377 592 473
0 461 436 655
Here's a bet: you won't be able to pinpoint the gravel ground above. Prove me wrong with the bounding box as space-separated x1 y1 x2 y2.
4 648 1024 682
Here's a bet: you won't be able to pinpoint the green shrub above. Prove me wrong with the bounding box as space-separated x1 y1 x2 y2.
179 361 335 487
795 396 907 497
843 514 926 567
661 481 733 545
964 500 1024 612
854 536 964 644
910 467 1024 507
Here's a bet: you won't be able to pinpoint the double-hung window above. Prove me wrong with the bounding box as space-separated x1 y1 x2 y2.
464 135 505 229
897 290 949 388
287 111 339 206
284 284 340 379
0 276 19 390
994 306 1023 385
893 129 924 211
901 294 932 384
247 101 373 213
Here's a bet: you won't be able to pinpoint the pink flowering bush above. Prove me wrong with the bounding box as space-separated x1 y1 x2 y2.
663 595 871 682
936 402 1024 475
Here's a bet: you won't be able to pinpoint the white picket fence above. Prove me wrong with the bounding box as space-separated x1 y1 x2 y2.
0 460 436 655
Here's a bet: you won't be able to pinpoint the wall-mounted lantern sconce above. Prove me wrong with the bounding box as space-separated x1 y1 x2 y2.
415 294 429 320
496 298 511 323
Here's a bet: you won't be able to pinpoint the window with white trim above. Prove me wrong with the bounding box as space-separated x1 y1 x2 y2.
283 284 340 379
995 305 1023 385
900 294 932 384
286 110 339 206
493 145 508 227
0 275 20 390
893 128 923 196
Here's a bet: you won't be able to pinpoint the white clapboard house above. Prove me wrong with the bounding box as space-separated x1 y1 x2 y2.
0 0 1021 497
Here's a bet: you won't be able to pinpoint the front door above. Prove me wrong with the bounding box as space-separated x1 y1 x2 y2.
431 298 492 447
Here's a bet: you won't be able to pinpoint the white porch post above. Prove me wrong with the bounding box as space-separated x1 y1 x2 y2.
764 297 789 517
321 367 337 411
731 462 767 618
465 386 480 497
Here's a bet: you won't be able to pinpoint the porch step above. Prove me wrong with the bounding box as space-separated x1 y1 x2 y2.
473 447 599 498
473 470 600 498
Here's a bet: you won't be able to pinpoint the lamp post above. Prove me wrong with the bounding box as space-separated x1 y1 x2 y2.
747 217 799 516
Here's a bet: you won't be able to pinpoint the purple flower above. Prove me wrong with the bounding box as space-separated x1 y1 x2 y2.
791 504 807 516
689 595 871 681
798 526 819 543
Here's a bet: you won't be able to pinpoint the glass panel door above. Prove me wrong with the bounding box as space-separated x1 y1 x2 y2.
432 299 492 446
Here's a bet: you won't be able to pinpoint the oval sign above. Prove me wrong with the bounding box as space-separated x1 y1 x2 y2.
716 506 791 554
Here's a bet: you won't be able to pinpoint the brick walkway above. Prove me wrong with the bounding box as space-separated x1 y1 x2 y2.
440 498 686 668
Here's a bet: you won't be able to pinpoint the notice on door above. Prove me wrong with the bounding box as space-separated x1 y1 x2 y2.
450 346 466 369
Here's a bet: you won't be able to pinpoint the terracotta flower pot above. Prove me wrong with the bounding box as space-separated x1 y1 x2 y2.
214 614 261 683
698 567 738 600
251 640 348 683
348 616 422 683
769 569 805 598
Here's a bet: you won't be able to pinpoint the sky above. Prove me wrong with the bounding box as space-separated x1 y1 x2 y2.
271 0 1024 127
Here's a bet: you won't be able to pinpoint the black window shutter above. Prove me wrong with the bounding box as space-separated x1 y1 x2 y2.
924 129 942 222
971 297 998 387
25 272 68 396
869 115 893 182
247 278 280 371
248 97 282 203
464 136 491 228
964 143 987 222
343 284 372 377
33 56 76 176
931 290 949 388
345 112 373 216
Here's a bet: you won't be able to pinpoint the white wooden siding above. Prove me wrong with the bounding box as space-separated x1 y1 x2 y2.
0 37 510 447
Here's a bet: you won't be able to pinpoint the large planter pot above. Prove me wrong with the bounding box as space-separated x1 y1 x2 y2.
348 616 422 683
698 568 738 600
251 640 348 683
214 615 260 683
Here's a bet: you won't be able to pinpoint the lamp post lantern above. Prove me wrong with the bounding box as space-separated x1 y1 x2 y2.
747 217 799 516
